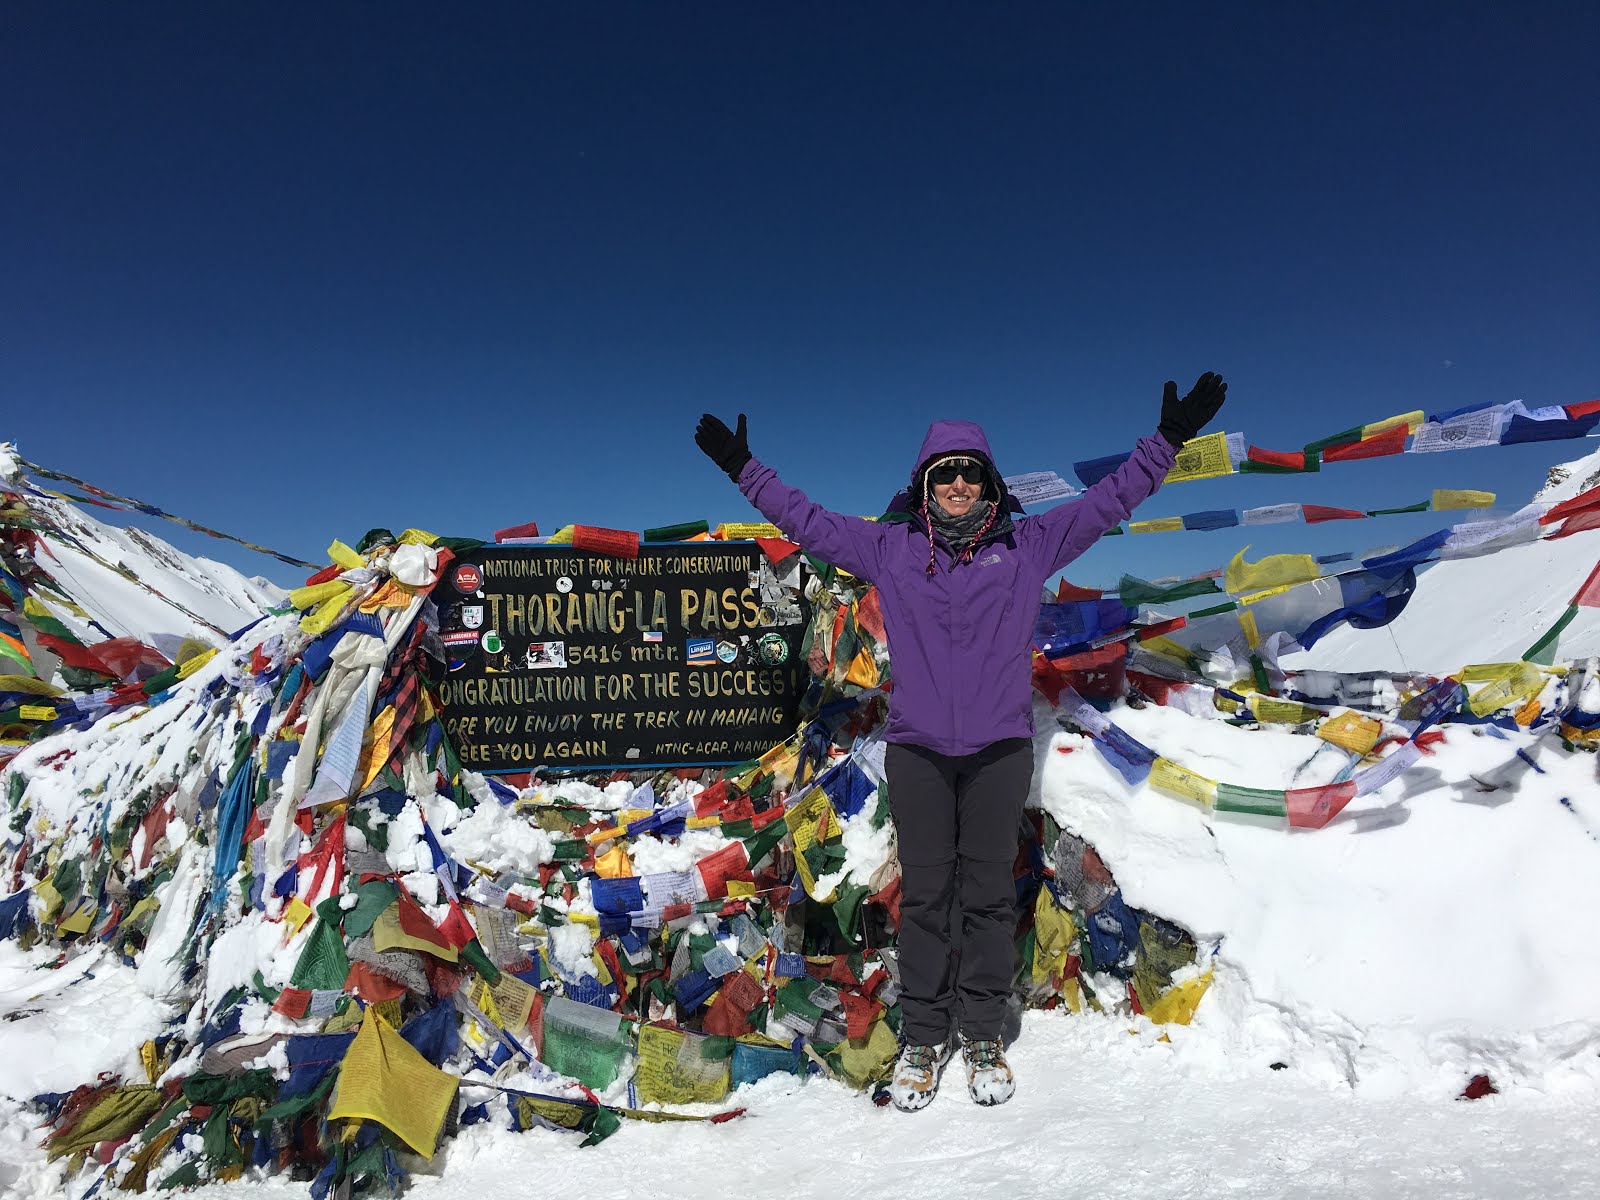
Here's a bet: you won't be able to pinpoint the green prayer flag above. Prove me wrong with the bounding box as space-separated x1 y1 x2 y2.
1116 575 1224 607
643 520 710 542
1214 782 1290 817
1365 500 1431 516
1523 604 1579 666
290 916 350 990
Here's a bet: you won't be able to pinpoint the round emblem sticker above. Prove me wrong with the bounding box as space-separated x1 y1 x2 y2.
480 629 504 654
453 563 483 593
758 633 790 665
715 639 740 664
556 576 573 593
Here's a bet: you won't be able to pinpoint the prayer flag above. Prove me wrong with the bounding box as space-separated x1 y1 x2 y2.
1319 424 1408 462
328 1009 458 1158
1431 489 1496 511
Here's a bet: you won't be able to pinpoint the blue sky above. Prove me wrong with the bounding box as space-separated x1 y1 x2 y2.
2 3 1596 592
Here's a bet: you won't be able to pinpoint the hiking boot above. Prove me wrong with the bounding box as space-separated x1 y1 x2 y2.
962 1037 1016 1106
887 1041 954 1112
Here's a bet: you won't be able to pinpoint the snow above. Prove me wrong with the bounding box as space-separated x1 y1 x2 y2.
5 1011 1598 1200
1038 702 1600 1097
8 450 1600 1196
1289 446 1600 673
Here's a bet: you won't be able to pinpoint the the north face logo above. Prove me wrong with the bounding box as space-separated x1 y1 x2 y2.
980 553 1002 566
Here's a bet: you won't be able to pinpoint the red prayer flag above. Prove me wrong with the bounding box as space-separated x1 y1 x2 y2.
695 841 753 900
494 520 541 542
1302 504 1368 524
854 587 887 644
1246 446 1307 471
394 889 456 953
571 525 641 559
1285 781 1357 829
1573 561 1600 608
438 899 477 949
1564 399 1600 421
272 987 313 1018
1137 616 1188 641
692 779 731 817
1056 579 1104 602
1539 484 1600 526
1552 509 1600 540
754 536 800 563
1318 424 1408 462
344 961 409 1002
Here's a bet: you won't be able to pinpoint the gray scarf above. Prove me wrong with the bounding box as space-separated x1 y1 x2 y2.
927 497 995 554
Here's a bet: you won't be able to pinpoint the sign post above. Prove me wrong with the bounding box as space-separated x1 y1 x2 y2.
432 543 809 771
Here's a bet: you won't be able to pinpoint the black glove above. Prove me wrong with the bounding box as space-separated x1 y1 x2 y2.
1158 372 1228 447
695 412 752 480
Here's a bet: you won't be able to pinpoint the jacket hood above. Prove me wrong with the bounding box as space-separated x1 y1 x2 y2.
910 419 997 475
883 419 1023 535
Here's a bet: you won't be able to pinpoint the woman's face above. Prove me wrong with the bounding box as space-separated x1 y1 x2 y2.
930 458 984 516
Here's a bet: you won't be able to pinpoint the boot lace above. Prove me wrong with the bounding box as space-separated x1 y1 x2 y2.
965 1039 1004 1070
900 1043 938 1073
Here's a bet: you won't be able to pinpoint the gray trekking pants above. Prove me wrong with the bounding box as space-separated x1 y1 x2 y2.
886 737 1032 1045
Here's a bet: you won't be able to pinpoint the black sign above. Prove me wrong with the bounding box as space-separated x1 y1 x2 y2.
432 544 810 771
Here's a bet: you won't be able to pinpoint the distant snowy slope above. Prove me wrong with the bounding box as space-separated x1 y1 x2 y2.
3 449 283 650
1283 446 1600 674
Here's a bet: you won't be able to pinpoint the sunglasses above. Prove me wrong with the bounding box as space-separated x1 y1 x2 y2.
928 460 986 486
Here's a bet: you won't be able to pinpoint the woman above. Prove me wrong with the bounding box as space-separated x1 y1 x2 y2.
694 373 1226 1110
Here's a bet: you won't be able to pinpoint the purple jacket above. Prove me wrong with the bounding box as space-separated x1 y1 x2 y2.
737 420 1178 756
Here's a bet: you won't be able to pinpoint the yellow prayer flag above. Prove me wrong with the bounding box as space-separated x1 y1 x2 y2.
398 528 440 546
327 540 366 569
1139 636 1194 665
634 1024 732 1105
33 879 63 922
18 704 57 722
785 788 840 857
288 580 350 611
283 896 315 936
829 1011 900 1089
1432 489 1496 511
1237 609 1261 649
1145 972 1213 1025
1317 710 1383 755
1163 432 1235 484
359 579 417 612
356 705 395 793
758 739 800 788
1460 662 1528 683
1224 548 1321 595
1467 662 1545 717
300 589 354 636
1237 583 1293 606
139 1040 161 1085
1128 517 1185 534
328 1009 459 1158
58 902 97 936
175 647 218 680
717 522 784 540
726 879 757 898
1361 410 1425 438
592 844 633 879
371 903 460 963
1250 696 1320 724
1031 888 1078 990
844 645 881 688
0 675 61 697
545 525 576 545
1148 758 1217 807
